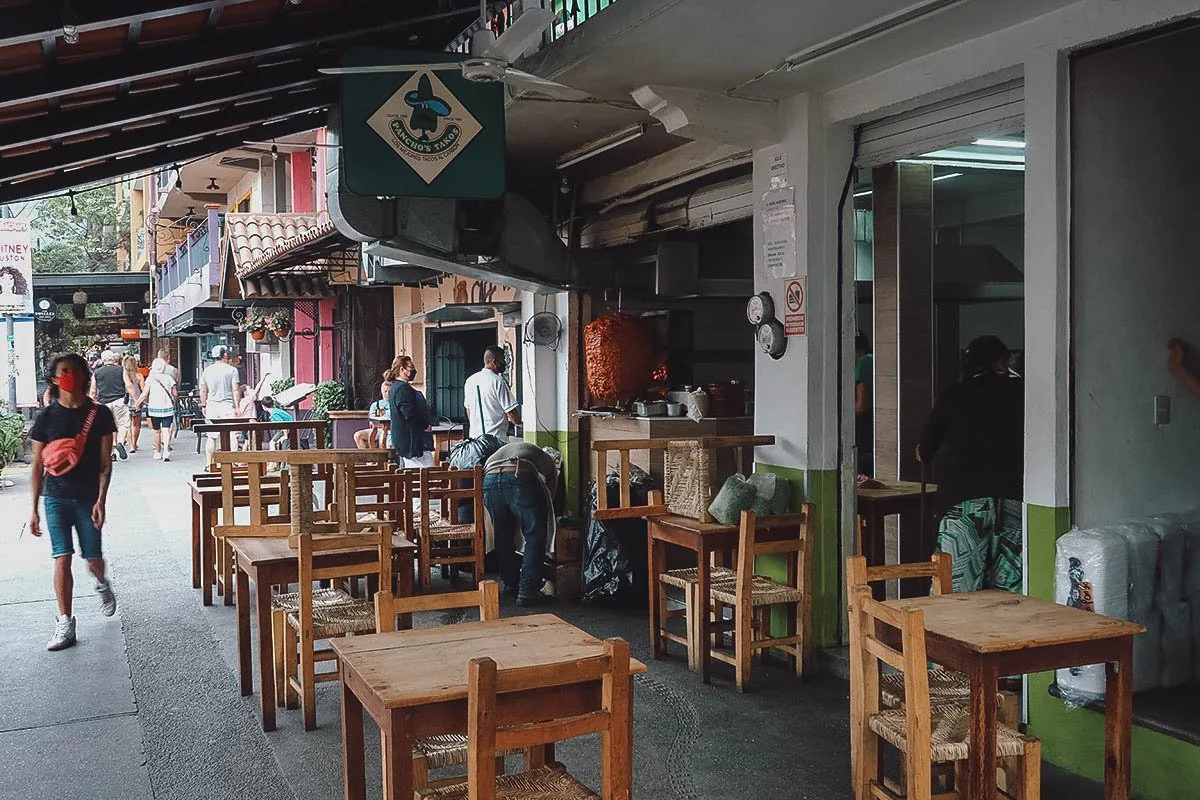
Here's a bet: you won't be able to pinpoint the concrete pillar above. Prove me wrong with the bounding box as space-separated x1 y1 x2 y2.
871 162 933 485
752 93 853 648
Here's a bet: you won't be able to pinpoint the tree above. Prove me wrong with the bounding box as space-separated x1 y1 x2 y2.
31 187 129 274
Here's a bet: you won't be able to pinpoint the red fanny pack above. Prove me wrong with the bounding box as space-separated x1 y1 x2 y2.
42 404 99 477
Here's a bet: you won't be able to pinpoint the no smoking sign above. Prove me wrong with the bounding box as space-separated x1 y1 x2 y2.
784 278 806 336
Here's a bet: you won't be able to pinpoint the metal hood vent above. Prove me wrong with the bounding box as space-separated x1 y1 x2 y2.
327 111 612 293
396 302 521 325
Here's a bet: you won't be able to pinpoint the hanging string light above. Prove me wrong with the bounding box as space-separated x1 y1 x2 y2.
68 190 78 216
271 143 279 162
174 164 182 190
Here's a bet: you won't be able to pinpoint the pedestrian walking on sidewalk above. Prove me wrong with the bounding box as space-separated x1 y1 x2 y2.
90 350 132 461
29 353 119 652
136 357 178 462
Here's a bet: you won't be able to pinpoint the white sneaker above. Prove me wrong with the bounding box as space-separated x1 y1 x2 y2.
97 581 117 617
47 615 76 651
153 450 161 460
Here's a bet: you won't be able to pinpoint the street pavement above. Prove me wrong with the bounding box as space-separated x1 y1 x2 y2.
0 433 1104 800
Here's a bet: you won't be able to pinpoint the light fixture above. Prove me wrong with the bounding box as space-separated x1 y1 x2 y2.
72 290 88 305
270 143 279 162
206 177 220 190
899 158 1025 172
555 123 647 171
61 1 79 45
932 172 963 182
68 190 78 216
924 148 1025 164
559 174 570 195
287 0 303 4
853 189 872 198
973 138 1026 149
174 165 182 190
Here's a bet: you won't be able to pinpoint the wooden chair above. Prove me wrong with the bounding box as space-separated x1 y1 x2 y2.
847 585 1041 800
374 581 514 792
416 638 633 800
281 525 392 730
846 554 1022 794
413 466 486 590
661 508 813 690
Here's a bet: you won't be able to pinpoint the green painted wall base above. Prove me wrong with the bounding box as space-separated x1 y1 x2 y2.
525 429 581 517
1026 504 1200 800
754 464 840 648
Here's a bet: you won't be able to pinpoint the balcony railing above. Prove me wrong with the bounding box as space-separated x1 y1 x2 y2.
447 0 621 53
154 208 223 331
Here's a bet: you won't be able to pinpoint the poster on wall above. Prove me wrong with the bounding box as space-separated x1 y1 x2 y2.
762 187 799 279
0 219 33 315
0 317 37 407
783 278 807 336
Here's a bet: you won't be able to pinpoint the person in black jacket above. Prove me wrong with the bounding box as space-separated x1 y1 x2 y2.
917 335 1023 594
388 355 432 468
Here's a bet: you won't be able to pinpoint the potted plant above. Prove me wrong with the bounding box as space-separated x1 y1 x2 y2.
238 310 269 340
268 308 293 339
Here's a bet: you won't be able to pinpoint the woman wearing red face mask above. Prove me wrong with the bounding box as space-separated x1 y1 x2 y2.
28 353 119 652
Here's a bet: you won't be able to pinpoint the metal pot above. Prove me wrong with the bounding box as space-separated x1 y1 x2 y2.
664 402 685 417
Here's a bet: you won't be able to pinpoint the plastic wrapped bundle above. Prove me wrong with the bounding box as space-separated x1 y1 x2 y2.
1191 597 1200 683
1160 601 1194 688
584 314 653 406
1143 516 1185 607
1129 608 1162 693
748 472 792 517
1182 511 1200 598
707 474 757 526
1113 521 1160 615
1055 527 1130 702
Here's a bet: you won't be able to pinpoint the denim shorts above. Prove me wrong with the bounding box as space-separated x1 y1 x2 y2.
44 496 103 560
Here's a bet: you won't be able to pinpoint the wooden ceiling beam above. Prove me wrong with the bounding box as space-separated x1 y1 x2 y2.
0 2 259 48
0 4 475 111
0 62 329 152
0 90 335 184
0 111 326 204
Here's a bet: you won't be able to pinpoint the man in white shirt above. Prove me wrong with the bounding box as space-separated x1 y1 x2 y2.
199 344 242 469
463 346 519 438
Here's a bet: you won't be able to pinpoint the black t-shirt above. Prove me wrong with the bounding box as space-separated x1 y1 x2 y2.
30 401 118 503
93 363 126 404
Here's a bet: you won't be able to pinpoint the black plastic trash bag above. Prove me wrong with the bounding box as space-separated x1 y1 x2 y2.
582 466 653 605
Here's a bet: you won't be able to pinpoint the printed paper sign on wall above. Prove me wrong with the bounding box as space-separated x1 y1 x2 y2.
784 278 806 336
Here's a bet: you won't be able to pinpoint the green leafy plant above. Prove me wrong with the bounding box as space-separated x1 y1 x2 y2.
270 376 295 396
267 308 292 332
312 380 348 445
0 413 26 470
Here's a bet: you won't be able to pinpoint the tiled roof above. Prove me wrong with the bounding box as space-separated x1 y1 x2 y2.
225 213 331 278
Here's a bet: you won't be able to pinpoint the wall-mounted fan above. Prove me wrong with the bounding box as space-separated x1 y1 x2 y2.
320 2 590 102
525 311 562 350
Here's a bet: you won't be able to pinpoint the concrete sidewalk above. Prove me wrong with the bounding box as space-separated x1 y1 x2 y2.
0 443 1105 800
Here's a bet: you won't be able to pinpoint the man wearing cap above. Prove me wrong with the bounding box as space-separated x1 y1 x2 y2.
917 335 1024 594
90 350 132 461
199 345 242 470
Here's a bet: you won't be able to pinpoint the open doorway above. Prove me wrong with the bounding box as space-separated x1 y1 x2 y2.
852 132 1026 581
424 324 499 423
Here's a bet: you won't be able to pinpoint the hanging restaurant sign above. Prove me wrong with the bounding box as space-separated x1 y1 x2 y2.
339 48 506 200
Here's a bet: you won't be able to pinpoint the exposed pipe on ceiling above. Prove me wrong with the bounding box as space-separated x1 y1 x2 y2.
726 0 973 97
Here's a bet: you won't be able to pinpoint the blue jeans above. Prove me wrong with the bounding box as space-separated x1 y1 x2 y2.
483 472 550 600
44 496 103 560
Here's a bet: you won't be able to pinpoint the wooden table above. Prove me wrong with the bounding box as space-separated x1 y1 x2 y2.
228 533 417 732
332 614 646 800
883 591 1143 800
190 475 286 606
856 480 937 598
430 423 463 463
646 512 803 684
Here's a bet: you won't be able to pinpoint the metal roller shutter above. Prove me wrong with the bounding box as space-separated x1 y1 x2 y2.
856 79 1024 167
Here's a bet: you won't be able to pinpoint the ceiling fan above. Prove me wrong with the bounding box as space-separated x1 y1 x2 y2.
319 1 590 101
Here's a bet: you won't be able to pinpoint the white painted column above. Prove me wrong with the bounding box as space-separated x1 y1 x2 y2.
752 93 853 478
1022 48 1071 511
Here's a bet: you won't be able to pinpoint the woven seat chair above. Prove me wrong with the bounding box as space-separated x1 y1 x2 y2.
413 466 486 590
659 509 813 689
281 524 393 731
417 639 632 800
847 585 1041 800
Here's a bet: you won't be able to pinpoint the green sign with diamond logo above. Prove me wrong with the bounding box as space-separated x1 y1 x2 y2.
340 48 505 199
